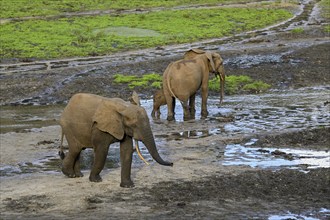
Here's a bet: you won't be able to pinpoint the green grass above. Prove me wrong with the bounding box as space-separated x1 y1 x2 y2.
0 7 292 59
114 73 270 94
324 25 330 33
318 0 330 33
290 27 304 34
0 0 261 18
114 73 162 89
209 75 271 94
319 0 330 20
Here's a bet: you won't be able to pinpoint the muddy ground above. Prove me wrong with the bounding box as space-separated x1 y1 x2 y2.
1 1 330 219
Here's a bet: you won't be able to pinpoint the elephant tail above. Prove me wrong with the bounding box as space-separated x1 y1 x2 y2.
166 65 182 104
58 130 65 160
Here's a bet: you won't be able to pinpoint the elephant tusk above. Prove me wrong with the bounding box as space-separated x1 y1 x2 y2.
134 140 150 165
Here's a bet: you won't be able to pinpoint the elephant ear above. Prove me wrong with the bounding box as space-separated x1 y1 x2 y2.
93 101 124 140
206 52 216 72
184 48 205 59
130 91 141 106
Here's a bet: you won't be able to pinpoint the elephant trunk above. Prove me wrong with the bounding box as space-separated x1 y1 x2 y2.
142 130 173 166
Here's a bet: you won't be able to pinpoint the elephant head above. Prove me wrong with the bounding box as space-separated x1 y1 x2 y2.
184 49 225 104
93 95 173 167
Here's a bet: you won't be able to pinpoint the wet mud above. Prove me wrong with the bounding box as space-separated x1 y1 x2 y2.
1 0 330 219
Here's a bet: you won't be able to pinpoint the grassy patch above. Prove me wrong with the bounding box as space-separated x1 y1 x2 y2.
113 73 162 89
114 73 271 94
319 0 330 20
290 27 304 34
0 7 292 59
0 0 263 18
209 75 271 94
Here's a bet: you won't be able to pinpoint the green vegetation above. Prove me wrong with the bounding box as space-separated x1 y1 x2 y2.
209 75 271 94
324 25 330 33
113 73 270 94
0 7 292 59
114 73 162 89
319 0 330 32
319 0 330 20
290 27 304 34
0 0 261 18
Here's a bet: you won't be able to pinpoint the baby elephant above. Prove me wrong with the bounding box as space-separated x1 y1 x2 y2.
151 89 167 118
59 92 173 188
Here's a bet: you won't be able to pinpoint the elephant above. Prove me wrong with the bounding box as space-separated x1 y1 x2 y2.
59 92 173 188
160 48 225 121
151 88 166 118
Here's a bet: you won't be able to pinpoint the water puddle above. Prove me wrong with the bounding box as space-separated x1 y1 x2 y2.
156 128 222 140
0 105 63 133
0 143 151 177
268 208 330 220
223 139 330 171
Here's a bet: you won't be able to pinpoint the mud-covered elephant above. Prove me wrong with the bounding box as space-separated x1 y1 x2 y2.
59 92 173 188
160 49 225 121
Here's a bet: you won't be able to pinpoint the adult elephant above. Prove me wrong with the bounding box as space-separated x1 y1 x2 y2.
162 48 225 121
59 92 173 188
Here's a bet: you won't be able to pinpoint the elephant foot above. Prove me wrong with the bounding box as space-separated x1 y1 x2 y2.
201 110 209 119
62 168 76 178
183 116 191 121
74 171 84 178
120 180 135 188
167 115 175 121
89 174 102 182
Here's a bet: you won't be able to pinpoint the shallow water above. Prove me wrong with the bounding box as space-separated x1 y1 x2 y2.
0 86 329 176
149 86 330 133
223 140 330 170
268 208 330 220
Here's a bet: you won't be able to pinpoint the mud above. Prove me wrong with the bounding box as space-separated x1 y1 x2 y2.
1 0 330 219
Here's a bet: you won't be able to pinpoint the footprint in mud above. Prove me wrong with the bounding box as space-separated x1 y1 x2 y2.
4 195 52 212
85 195 105 210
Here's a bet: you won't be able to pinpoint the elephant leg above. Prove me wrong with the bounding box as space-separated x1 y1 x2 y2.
62 136 82 178
73 152 84 177
172 98 176 115
182 100 191 121
90 128 112 182
120 136 134 188
189 94 196 119
201 85 209 118
167 97 176 121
